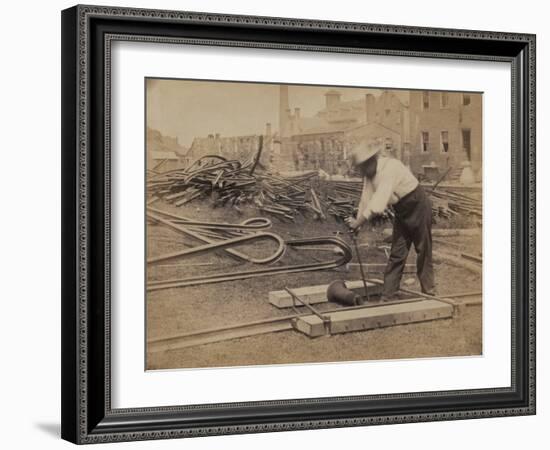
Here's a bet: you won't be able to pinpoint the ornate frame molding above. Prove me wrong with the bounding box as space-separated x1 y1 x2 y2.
62 4 536 444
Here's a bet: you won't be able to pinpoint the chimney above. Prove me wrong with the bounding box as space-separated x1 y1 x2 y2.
365 94 375 124
286 109 294 135
279 85 290 138
324 90 342 110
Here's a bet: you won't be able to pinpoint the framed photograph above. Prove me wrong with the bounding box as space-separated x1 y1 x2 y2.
61 4 536 444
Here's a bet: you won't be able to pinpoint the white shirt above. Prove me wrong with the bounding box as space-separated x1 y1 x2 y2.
357 156 419 220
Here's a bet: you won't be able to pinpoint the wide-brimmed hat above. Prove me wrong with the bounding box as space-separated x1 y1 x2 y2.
349 139 382 166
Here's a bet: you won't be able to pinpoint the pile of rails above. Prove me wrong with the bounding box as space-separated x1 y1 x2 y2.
147 154 329 222
148 154 481 223
428 188 482 219
255 171 324 221
148 155 259 208
322 180 394 223
323 180 361 221
324 179 481 221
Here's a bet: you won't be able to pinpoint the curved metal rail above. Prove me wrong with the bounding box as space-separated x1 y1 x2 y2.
147 236 352 291
148 231 285 265
147 210 281 264
185 154 229 173
183 160 242 184
147 155 231 183
148 207 271 231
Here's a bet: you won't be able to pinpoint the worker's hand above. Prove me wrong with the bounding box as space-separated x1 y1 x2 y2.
345 217 362 232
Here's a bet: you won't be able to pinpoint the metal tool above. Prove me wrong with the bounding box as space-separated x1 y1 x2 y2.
326 279 362 306
348 229 370 302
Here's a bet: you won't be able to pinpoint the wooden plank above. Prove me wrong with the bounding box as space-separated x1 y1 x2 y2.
293 299 453 337
269 279 383 308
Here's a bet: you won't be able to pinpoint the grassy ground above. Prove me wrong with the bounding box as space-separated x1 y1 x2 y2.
146 198 482 370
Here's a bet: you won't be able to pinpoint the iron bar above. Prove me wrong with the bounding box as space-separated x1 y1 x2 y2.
147 236 352 291
147 231 285 265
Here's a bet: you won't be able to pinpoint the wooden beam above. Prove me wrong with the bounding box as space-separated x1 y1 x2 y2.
269 279 383 308
293 299 454 337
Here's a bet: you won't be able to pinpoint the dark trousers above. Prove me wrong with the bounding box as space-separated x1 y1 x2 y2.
383 185 435 296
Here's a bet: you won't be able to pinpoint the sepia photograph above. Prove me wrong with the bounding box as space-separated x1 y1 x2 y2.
145 78 483 371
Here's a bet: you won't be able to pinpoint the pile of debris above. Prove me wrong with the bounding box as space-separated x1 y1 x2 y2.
147 155 258 208
148 152 481 223
255 171 323 221
324 179 481 221
428 188 482 219
148 152 330 222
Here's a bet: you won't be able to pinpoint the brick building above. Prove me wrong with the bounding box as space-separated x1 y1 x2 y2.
179 85 482 180
407 90 482 178
277 88 408 174
186 123 275 169
276 86 482 180
146 127 187 172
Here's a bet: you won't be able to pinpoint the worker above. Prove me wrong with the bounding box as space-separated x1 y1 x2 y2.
345 140 435 298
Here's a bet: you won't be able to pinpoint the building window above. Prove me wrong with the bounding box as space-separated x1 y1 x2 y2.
462 94 471 106
422 91 430 110
421 131 430 152
441 131 449 153
385 108 391 117
462 128 472 160
440 92 449 108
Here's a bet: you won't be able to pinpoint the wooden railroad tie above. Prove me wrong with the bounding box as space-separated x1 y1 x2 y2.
292 299 454 338
269 279 383 308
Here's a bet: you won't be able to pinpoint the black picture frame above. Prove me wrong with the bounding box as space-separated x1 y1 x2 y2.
61 4 536 444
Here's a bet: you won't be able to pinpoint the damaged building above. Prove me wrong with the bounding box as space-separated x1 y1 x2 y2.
275 85 482 181
186 123 275 169
146 127 188 172
178 84 482 182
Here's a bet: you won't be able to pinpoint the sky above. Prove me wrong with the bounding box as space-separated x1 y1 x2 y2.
146 78 406 148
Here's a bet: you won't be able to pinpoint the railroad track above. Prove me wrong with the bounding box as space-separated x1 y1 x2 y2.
148 291 481 352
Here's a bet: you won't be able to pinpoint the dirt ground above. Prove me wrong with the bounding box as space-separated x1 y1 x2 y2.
146 199 482 370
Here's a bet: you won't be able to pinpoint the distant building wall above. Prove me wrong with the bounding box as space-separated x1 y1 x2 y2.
408 91 482 179
274 90 407 175
187 124 275 169
286 132 347 174
188 134 260 161
146 127 187 171
344 122 402 160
